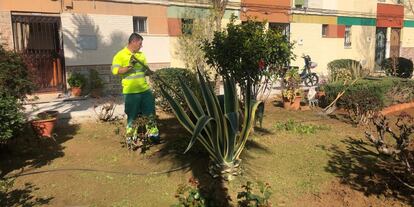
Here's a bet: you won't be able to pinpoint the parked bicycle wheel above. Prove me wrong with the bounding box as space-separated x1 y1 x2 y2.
304 73 319 86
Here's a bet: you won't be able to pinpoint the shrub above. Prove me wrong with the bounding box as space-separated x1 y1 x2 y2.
327 59 363 82
324 77 414 124
67 72 86 88
0 95 25 144
381 57 414 78
152 68 200 113
0 45 34 100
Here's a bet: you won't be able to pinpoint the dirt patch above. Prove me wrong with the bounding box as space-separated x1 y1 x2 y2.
292 180 409 207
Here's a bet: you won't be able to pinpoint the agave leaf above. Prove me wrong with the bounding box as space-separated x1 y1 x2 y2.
197 70 225 159
161 87 219 162
178 78 205 119
225 112 239 161
223 77 238 114
184 115 213 154
160 87 195 133
234 99 262 159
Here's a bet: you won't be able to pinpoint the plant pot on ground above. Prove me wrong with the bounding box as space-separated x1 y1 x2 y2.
68 72 86 97
31 110 58 138
282 67 302 110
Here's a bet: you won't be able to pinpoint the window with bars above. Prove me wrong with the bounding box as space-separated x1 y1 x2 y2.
181 18 193 35
322 24 328 37
133 17 147 33
344 25 352 48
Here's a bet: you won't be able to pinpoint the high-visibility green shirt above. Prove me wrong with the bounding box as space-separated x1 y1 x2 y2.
111 47 150 94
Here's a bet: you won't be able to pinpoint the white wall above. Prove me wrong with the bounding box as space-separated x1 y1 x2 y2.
62 13 170 66
290 23 376 75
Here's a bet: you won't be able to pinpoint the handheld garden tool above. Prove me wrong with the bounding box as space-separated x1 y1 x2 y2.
320 78 358 115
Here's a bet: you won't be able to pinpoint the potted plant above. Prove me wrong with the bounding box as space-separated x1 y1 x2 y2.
68 72 86 97
31 110 58 138
89 69 104 98
282 67 302 110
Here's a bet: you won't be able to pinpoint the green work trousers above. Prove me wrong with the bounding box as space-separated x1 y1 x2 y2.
124 90 155 129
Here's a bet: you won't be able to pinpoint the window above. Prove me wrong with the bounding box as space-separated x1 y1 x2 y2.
181 19 193 35
344 25 352 48
133 17 147 33
322 24 328 37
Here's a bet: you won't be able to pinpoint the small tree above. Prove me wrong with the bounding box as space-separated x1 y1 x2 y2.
202 16 295 101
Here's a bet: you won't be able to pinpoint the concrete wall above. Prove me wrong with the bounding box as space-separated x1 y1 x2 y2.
0 11 13 50
61 13 171 66
290 23 376 76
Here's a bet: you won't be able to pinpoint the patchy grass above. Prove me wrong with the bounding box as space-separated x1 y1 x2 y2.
0 104 412 206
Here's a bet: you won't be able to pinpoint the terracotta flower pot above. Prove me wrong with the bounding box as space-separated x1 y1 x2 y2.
31 118 57 138
71 87 82 97
283 96 301 110
31 111 58 138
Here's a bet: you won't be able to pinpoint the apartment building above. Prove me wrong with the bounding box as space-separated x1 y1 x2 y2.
0 0 413 94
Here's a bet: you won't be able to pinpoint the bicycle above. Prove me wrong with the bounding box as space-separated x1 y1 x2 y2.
300 55 319 87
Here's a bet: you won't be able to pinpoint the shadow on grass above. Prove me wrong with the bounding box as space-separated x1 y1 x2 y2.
324 136 414 204
154 116 270 207
0 119 80 177
0 182 53 206
0 118 79 206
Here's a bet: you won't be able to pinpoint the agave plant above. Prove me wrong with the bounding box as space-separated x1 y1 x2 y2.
160 70 262 180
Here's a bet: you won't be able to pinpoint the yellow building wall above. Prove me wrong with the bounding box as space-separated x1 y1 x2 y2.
401 27 414 47
290 23 376 76
336 0 377 17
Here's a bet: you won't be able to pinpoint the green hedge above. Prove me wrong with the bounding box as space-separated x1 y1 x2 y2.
152 68 200 113
324 77 414 111
327 59 363 82
381 57 413 79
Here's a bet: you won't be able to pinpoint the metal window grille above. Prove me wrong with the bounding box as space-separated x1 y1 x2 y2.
322 24 328 37
344 25 352 48
133 17 147 33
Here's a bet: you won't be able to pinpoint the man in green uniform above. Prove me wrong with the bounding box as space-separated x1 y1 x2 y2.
111 33 159 144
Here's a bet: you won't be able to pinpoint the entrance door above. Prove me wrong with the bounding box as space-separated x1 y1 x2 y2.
374 27 387 70
12 15 64 93
390 28 401 58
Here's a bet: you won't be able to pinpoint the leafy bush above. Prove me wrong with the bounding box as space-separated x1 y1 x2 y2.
67 72 86 88
381 57 413 78
327 59 364 82
0 95 25 144
324 77 414 124
152 68 200 113
237 181 272 207
0 45 34 100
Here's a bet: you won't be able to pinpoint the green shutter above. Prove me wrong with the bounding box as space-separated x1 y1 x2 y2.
295 0 305 6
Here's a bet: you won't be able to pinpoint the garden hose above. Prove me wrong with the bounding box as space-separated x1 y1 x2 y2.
131 55 185 101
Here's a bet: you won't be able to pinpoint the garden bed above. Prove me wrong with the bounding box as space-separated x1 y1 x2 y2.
1 103 413 206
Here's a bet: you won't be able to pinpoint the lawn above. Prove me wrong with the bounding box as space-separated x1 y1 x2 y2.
1 102 413 206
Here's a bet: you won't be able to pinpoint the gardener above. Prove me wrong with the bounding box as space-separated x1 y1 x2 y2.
111 33 160 144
